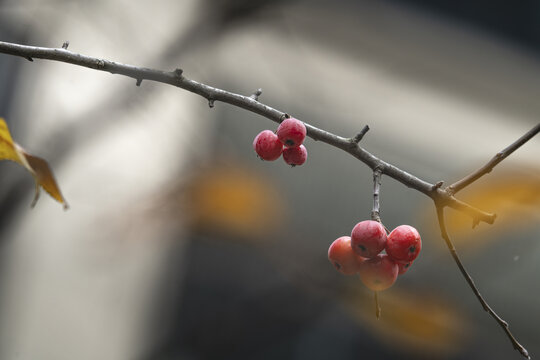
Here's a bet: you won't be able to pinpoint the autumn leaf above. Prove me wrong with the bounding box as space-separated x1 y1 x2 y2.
0 118 68 209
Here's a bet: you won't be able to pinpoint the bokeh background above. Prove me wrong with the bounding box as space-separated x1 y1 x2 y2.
0 1 539 359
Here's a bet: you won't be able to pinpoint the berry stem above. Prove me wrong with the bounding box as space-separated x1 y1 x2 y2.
374 291 381 320
371 168 382 222
371 168 389 233
435 206 530 359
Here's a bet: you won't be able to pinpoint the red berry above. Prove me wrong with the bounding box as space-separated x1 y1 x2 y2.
277 117 307 148
253 130 283 161
386 225 421 262
328 236 366 275
283 145 307 166
397 261 413 275
350 220 387 258
358 254 398 291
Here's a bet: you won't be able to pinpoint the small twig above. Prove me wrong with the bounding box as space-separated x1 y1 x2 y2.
351 125 370 144
435 206 530 359
447 123 540 195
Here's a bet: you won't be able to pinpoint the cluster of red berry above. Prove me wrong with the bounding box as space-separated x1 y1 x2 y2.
253 117 308 166
328 220 421 291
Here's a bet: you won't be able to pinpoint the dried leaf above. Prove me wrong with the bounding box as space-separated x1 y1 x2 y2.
0 118 68 209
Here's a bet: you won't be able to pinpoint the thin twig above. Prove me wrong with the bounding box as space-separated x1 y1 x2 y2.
447 123 540 195
351 125 370 144
435 206 530 359
0 40 498 224
0 40 536 358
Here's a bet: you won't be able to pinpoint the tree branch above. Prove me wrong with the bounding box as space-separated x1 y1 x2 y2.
447 123 540 195
435 206 530 359
0 40 499 224
0 39 536 358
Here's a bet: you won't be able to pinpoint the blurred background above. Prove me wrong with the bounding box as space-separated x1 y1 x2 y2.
0 0 539 359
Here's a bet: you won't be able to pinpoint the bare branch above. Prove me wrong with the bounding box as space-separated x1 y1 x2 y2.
0 40 503 224
448 123 540 195
435 206 530 359
0 39 535 358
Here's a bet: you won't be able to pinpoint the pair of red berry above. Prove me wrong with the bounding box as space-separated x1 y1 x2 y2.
328 220 421 291
253 117 308 166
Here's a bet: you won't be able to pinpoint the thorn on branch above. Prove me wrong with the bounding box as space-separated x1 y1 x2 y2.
62 41 69 50
208 99 215 108
174 68 183 78
432 181 444 191
136 79 142 87
26 56 33 62
351 125 370 144
249 88 263 101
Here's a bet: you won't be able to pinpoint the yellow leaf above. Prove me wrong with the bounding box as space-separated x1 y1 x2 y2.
0 118 68 209
0 118 21 162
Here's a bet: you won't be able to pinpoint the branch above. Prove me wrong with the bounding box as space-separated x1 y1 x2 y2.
435 206 530 359
0 40 536 358
0 40 501 225
447 123 540 195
